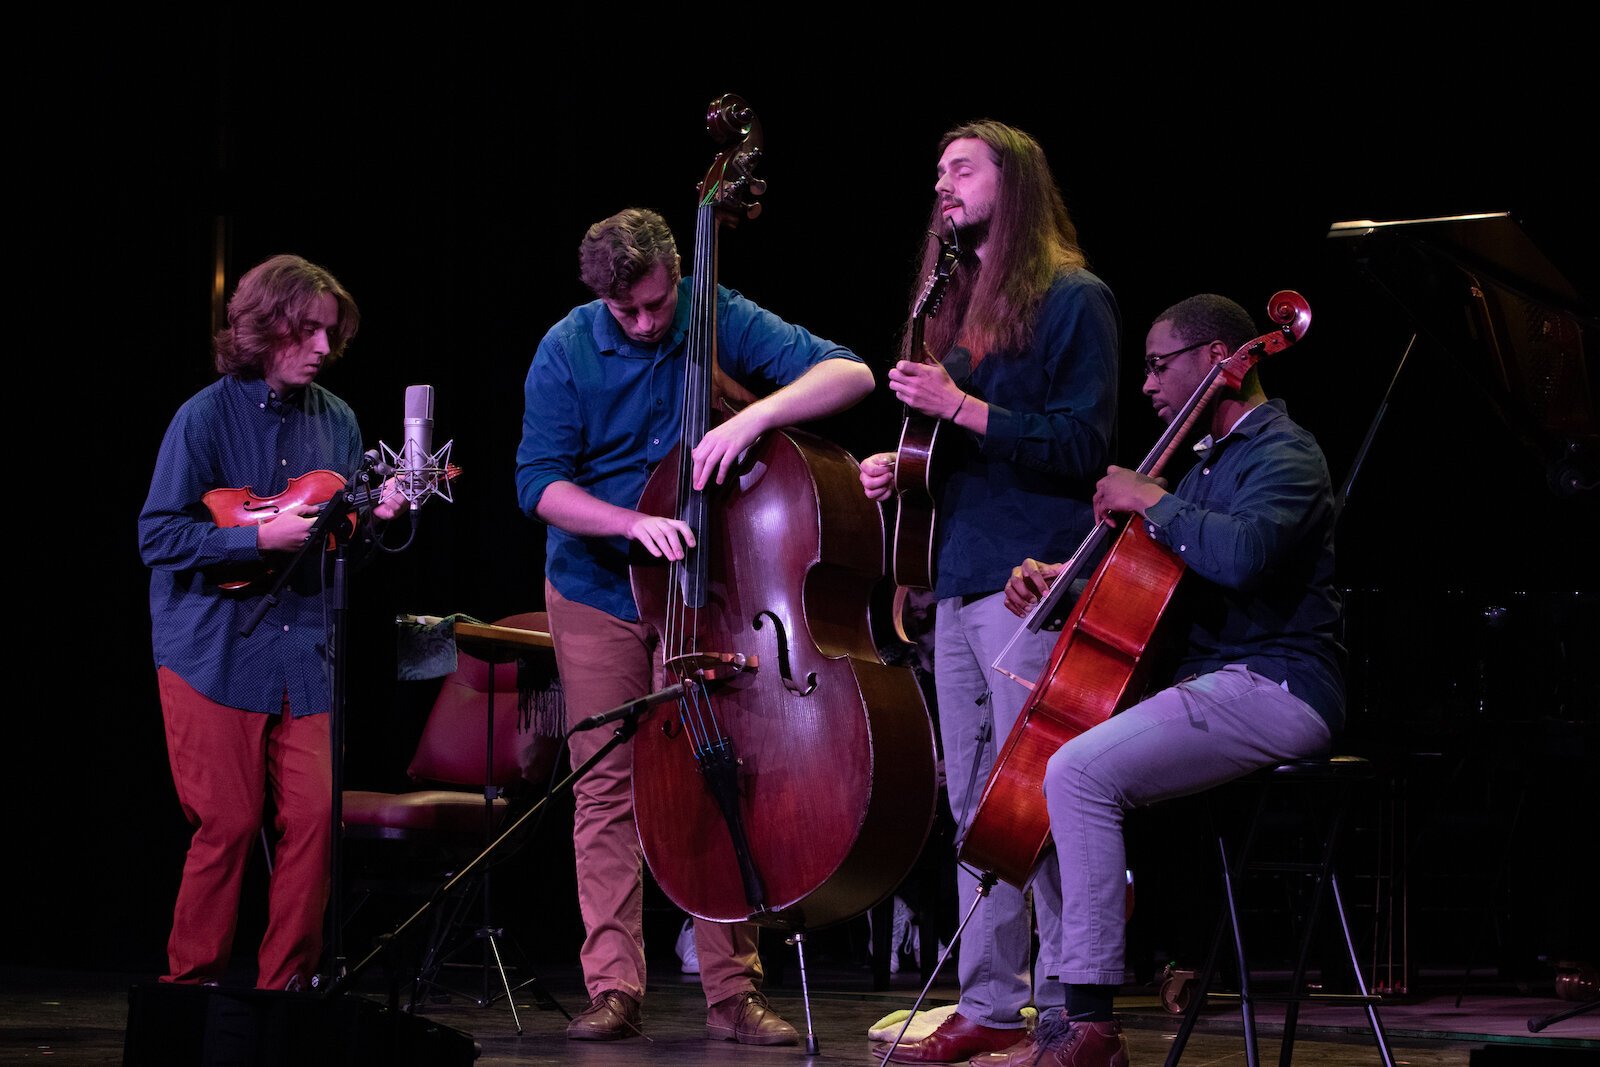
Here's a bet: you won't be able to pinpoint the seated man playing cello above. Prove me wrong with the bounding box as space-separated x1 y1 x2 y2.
988 293 1344 1067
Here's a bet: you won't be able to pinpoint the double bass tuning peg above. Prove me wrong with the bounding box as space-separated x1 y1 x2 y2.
727 174 768 218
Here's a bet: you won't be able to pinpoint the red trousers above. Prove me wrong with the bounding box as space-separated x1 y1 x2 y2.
158 667 332 989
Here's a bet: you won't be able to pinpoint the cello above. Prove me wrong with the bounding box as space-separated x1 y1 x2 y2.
959 291 1313 886
629 96 937 931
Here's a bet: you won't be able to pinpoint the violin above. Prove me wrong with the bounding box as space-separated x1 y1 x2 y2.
202 465 458 592
960 292 1313 886
629 96 937 930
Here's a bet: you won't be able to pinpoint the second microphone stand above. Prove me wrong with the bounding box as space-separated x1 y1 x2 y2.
328 683 688 1019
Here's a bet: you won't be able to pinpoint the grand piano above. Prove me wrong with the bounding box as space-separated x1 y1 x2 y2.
1320 211 1596 995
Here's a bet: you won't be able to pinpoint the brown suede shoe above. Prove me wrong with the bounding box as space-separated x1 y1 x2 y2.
884 1010 1025 1062
566 989 642 1040
706 990 799 1045
968 1013 1128 1067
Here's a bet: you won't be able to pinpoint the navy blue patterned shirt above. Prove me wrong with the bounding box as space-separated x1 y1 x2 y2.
1143 399 1345 731
139 375 364 716
933 269 1120 600
516 279 861 621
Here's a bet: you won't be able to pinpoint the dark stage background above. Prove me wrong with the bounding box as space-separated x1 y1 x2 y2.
20 19 1597 989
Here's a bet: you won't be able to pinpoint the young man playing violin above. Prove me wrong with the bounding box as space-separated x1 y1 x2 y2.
516 207 872 1044
859 120 1120 1064
988 294 1344 1066
138 254 407 992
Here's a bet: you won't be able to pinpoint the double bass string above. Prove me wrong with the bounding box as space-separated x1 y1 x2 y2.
664 195 729 762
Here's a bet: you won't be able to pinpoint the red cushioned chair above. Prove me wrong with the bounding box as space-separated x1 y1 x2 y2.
342 612 562 1015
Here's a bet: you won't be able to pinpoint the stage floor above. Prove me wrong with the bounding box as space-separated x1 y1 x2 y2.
5 959 1596 1066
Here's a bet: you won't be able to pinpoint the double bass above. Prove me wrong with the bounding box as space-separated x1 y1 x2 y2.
629 96 937 930
959 292 1313 886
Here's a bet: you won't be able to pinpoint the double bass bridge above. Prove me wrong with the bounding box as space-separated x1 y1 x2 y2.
662 650 757 684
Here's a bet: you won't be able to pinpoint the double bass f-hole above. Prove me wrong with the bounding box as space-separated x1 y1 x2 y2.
753 609 818 696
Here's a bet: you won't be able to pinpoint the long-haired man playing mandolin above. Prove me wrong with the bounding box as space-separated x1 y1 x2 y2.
517 208 873 1045
989 294 1344 1066
138 254 407 992
860 121 1120 1063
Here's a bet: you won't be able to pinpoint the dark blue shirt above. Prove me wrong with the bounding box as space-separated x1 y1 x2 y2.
934 269 1120 600
1143 399 1345 731
139 375 364 716
516 279 861 621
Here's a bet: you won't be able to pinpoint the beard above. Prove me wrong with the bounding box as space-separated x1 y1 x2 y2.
952 214 990 251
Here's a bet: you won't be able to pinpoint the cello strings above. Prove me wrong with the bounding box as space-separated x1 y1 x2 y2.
987 361 1228 688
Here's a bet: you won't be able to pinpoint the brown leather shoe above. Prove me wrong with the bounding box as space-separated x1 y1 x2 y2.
884 1010 1025 1062
566 989 642 1040
968 1013 1128 1066
706 990 799 1045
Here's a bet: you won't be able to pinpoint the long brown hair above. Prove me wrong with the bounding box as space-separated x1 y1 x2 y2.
911 121 1086 363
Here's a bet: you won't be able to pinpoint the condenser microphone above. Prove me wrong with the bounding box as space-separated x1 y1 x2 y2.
380 385 454 507
400 384 434 502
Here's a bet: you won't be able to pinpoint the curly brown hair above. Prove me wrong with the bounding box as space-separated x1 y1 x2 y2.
213 254 359 378
578 208 681 300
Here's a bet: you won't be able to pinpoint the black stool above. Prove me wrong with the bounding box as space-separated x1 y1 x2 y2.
1165 756 1395 1067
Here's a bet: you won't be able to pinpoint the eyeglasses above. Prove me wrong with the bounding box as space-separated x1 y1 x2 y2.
1142 340 1214 378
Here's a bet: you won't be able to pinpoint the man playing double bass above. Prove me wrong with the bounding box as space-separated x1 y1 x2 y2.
860 120 1120 1063
988 294 1345 1066
516 208 873 1044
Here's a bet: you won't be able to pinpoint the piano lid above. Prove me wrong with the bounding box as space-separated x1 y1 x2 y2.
1327 211 1596 497
1328 211 1590 314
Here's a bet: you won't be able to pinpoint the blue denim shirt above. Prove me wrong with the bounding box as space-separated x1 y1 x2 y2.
1143 399 1346 731
933 269 1120 600
138 375 364 715
516 279 860 621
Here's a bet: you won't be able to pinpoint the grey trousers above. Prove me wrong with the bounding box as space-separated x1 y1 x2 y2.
1044 663 1332 985
936 591 1064 1027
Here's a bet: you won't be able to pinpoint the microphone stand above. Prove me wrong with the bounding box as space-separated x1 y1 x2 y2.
240 457 382 983
327 682 689 1013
